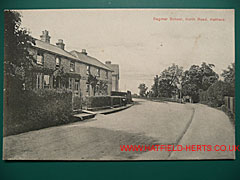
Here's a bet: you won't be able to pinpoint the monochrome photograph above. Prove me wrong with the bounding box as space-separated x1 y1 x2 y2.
3 9 235 160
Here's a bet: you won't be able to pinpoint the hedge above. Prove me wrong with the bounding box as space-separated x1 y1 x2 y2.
73 96 82 110
4 89 72 136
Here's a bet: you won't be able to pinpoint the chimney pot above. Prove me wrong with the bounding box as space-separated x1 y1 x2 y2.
56 39 65 50
82 49 87 55
40 30 51 43
105 61 111 64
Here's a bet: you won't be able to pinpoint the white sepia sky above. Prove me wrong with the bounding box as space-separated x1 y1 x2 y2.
19 9 234 94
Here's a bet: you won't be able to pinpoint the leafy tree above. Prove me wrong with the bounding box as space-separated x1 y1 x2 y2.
87 74 99 96
199 63 235 107
221 63 235 83
4 10 35 91
182 62 218 102
99 80 108 95
152 64 184 98
205 80 230 107
158 79 176 97
151 75 159 97
160 63 184 87
138 83 148 97
221 63 235 96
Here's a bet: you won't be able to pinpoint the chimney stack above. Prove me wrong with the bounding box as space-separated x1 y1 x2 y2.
56 39 65 50
81 49 87 55
105 61 111 64
40 30 51 43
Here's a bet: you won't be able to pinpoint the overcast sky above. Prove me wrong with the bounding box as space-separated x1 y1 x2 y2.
19 9 234 94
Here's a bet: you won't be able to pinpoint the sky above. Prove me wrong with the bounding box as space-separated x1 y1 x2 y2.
19 9 234 94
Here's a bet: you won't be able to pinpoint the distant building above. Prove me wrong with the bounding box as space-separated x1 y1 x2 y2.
27 30 115 98
105 61 119 91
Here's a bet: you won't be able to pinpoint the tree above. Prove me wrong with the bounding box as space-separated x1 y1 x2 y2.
160 64 183 86
99 80 108 95
4 10 35 90
156 64 184 98
4 10 36 111
158 78 176 97
182 62 219 102
221 63 235 96
87 74 99 96
138 83 148 97
151 75 159 97
205 80 230 107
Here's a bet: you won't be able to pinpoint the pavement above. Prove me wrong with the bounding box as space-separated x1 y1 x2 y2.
3 98 235 160
73 104 133 120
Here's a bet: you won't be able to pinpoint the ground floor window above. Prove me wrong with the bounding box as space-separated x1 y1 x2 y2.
36 73 42 89
96 84 99 95
86 83 90 93
43 75 50 88
74 79 80 95
69 78 72 89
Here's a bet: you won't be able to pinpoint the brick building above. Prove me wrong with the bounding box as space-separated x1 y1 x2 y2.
28 30 115 99
105 61 120 91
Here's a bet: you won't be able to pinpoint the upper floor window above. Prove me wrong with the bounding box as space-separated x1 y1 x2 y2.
97 68 100 77
56 57 60 68
70 61 75 72
86 65 90 75
36 52 44 65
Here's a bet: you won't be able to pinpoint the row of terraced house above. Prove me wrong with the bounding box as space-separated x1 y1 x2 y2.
27 30 119 99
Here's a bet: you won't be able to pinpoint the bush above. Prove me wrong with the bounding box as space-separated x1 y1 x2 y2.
199 81 229 107
4 89 72 136
73 96 82 110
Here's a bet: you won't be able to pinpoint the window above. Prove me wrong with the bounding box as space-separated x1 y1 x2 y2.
74 79 79 95
86 83 90 92
56 57 60 68
105 85 108 95
36 74 41 89
43 75 50 88
96 84 99 95
97 68 100 77
70 61 75 72
36 52 44 65
105 70 108 79
69 78 72 89
86 65 90 75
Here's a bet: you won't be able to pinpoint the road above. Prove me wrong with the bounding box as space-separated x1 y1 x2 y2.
3 99 235 160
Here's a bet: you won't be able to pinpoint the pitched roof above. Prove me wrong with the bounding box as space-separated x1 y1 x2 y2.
33 40 113 71
70 50 113 71
33 39 79 61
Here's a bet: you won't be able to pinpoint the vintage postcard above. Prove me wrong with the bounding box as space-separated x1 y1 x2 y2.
3 9 235 160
